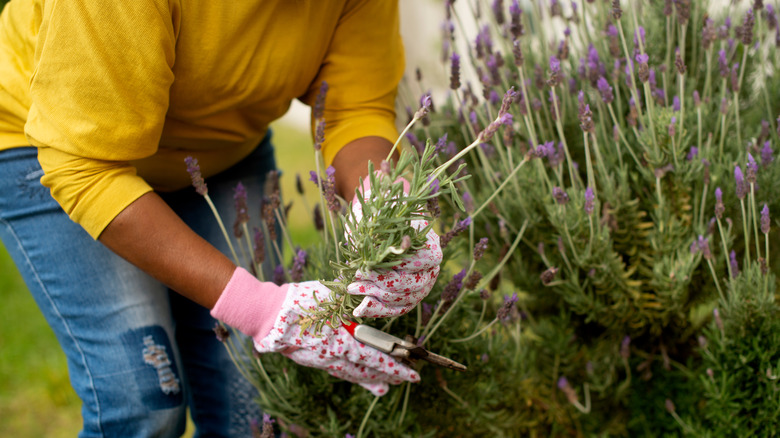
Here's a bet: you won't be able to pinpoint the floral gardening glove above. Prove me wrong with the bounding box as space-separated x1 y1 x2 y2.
346 178 443 318
253 279 420 396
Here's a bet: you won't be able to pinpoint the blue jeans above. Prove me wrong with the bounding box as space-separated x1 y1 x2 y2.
0 136 277 437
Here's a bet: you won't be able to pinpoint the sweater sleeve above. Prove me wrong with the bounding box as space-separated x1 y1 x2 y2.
26 0 177 238
300 0 405 166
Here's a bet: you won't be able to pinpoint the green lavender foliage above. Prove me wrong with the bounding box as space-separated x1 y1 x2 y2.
398 0 780 435
213 0 780 436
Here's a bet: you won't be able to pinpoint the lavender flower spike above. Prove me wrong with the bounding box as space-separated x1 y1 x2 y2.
635 53 650 82
761 140 774 167
450 52 461 90
714 187 725 219
184 156 208 196
761 204 770 234
734 165 747 199
730 250 740 276
474 237 489 261
620 336 631 359
415 94 433 120
497 292 519 321
552 186 570 204
597 77 614 104
548 55 562 87
746 153 758 184
584 187 595 215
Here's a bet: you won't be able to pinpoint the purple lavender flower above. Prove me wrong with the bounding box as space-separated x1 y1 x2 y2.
260 414 276 438
512 40 524 66
540 266 558 285
557 376 579 404
415 94 433 120
730 250 740 276
761 204 771 234
620 336 631 359
635 53 650 82
597 77 614 104
492 0 505 24
742 8 755 45
462 192 475 213
324 166 340 213
746 153 758 184
720 97 729 115
702 18 717 50
686 147 698 161
272 264 287 286
668 116 677 137
714 187 725 219
586 44 602 78
552 186 570 204
693 90 701 107
232 183 249 238
672 95 680 112
675 47 686 75
499 87 518 117
584 187 595 215
253 227 266 265
313 205 324 231
634 26 646 47
579 104 595 133
665 399 676 414
548 55 562 87
440 217 472 248
735 165 748 199
610 0 622 19
213 323 230 342
433 133 448 155
442 269 467 302
314 120 326 148
290 249 307 282
767 5 778 30
699 235 713 259
309 170 320 187
313 81 329 121
474 237 489 261
730 63 740 92
450 52 461 90
509 0 523 38
497 292 519 320
718 49 729 78
713 308 724 331
184 156 208 196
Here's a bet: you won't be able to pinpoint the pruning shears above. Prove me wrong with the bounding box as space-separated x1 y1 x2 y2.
342 321 467 372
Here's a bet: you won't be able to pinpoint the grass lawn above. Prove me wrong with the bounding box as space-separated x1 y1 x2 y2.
0 121 320 436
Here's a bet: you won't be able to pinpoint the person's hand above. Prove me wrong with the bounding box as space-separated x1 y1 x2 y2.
211 268 420 396
346 178 443 318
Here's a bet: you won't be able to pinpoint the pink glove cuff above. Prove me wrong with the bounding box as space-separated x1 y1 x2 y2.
210 267 289 340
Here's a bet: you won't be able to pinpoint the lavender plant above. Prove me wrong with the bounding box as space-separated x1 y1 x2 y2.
187 0 780 436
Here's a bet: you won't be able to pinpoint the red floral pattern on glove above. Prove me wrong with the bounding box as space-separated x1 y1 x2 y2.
254 281 420 396
348 184 443 318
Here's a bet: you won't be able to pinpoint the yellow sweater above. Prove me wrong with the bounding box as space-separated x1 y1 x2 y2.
0 0 404 238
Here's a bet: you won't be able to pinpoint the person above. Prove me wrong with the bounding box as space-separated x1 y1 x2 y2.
0 0 442 436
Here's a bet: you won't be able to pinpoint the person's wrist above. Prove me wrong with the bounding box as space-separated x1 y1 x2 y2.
210 267 289 340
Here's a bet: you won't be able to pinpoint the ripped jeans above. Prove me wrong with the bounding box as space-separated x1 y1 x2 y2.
0 136 276 437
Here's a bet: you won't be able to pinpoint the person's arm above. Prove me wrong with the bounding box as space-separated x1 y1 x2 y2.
98 192 235 308
97 134 396 309
331 136 396 200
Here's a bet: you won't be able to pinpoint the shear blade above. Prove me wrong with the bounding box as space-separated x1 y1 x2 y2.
405 346 467 372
